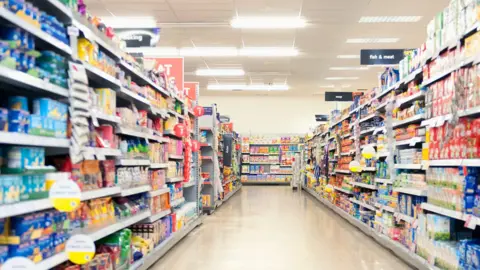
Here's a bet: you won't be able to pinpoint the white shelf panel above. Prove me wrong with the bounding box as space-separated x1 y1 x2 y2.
81 187 121 200
0 131 69 148
361 143 377 149
396 91 425 108
119 185 152 197
0 8 72 55
148 188 170 197
183 181 196 188
150 163 169 169
394 164 424 170
119 60 170 96
375 178 393 185
169 154 184 160
168 110 185 120
395 212 415 224
421 203 480 229
428 159 480 167
334 186 353 194
362 167 376 172
73 16 121 60
171 197 185 208
359 114 376 123
375 203 396 213
146 209 171 223
83 62 121 88
83 147 122 157
395 137 425 147
131 217 202 270
393 114 425 127
352 182 377 190
350 198 376 211
376 83 399 100
360 127 376 136
393 187 427 196
330 114 350 127
335 169 351 174
116 159 151 166
118 87 151 107
302 186 434 270
0 65 69 97
167 176 184 183
92 110 121 124
377 151 390 158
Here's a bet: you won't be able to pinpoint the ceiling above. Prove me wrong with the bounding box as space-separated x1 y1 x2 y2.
85 0 449 97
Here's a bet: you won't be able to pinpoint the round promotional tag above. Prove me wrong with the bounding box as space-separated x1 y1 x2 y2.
66 234 96 265
49 180 81 212
3 257 35 270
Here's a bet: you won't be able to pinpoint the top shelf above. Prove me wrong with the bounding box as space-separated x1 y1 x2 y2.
118 61 170 97
0 7 72 56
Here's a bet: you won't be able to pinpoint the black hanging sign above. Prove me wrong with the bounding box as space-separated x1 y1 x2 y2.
325 92 353 102
223 134 233 167
360 49 406 65
315 114 329 122
115 28 160 48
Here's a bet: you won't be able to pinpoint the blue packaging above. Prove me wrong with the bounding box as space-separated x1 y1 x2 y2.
8 109 28 133
0 245 7 266
464 195 476 214
7 241 35 260
8 96 28 111
53 120 67 138
0 108 7 132
37 235 52 258
466 244 480 268
0 27 22 48
0 175 20 204
33 98 67 121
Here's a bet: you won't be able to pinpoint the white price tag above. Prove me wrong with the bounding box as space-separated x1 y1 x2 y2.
83 148 95 160
412 219 418 229
67 26 79 37
422 160 430 170
394 212 399 218
409 138 420 146
95 150 106 161
464 215 477 230
436 116 446 127
91 114 99 127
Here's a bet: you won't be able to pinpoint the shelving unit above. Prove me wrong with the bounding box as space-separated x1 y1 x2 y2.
240 137 302 186
304 3 480 268
0 2 203 269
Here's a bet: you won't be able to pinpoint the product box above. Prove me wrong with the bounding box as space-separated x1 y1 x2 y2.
33 98 67 121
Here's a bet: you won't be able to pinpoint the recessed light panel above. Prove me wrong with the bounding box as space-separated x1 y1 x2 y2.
207 84 289 91
337 55 360 59
239 47 299 57
325 77 359 80
329 67 369 71
346 38 399 43
195 69 245 76
101 16 157 28
231 17 306 29
359 16 422 23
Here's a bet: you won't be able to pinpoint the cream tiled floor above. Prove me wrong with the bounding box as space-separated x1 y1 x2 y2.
151 186 412 270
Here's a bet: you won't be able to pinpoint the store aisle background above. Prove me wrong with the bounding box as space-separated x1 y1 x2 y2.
151 187 411 270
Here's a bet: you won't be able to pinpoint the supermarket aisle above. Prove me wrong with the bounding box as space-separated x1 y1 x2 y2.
151 187 412 270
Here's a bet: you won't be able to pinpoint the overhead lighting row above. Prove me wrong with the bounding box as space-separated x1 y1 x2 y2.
126 47 298 57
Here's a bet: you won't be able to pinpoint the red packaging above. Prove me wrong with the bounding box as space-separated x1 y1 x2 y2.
472 119 480 137
460 137 468 159
138 110 148 127
101 160 115 187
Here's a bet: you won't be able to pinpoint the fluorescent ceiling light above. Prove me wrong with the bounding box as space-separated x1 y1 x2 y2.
325 77 359 80
359 16 422 23
180 47 238 57
239 47 298 57
231 16 306 29
195 69 245 76
127 47 298 57
100 16 157 28
337 55 360 59
347 38 399 43
125 47 179 56
207 84 289 91
329 67 369 71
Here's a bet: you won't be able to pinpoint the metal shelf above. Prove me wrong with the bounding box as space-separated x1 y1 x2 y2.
167 176 184 183
83 62 121 89
375 178 393 185
119 185 152 197
392 114 425 128
0 65 69 98
394 164 425 170
169 154 184 160
145 209 171 223
0 131 69 148
428 159 480 167
150 163 169 169
116 159 151 166
171 197 185 207
241 181 290 185
393 187 427 196
148 188 170 197
352 182 377 190
333 186 353 194
350 198 376 211
0 7 72 55
223 186 242 202
421 203 479 227
302 186 432 270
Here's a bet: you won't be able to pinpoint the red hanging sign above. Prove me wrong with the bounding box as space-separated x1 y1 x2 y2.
191 140 200 152
153 57 184 94
184 82 198 101
193 106 205 117
173 123 187 138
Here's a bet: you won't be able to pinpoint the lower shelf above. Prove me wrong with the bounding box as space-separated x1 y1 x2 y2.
302 186 433 270
241 181 290 185
222 186 242 202
130 216 203 270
